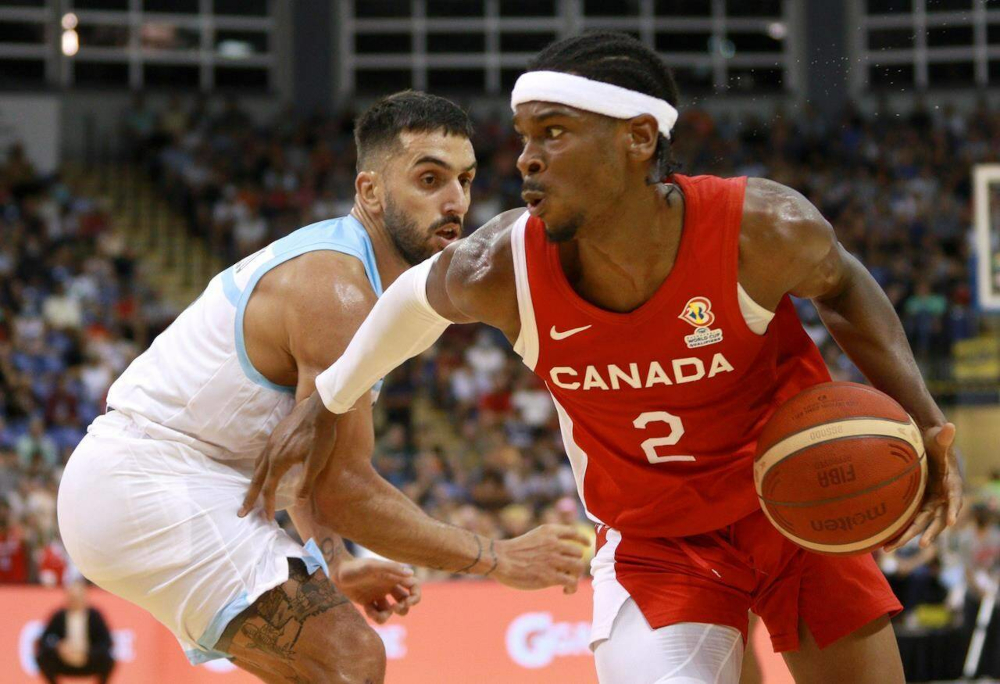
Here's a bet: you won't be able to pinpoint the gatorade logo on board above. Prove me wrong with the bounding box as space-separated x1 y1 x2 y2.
505 612 590 669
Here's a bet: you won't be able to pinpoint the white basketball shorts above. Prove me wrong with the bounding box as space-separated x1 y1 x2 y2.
57 410 327 664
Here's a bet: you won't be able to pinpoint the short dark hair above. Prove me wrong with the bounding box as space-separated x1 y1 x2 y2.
354 90 473 171
527 32 680 182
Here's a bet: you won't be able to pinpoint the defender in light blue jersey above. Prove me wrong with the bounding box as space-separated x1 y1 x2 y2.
58 92 587 683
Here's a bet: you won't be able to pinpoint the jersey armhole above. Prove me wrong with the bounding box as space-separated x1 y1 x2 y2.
235 243 375 394
725 177 772 343
737 283 775 335
510 213 539 371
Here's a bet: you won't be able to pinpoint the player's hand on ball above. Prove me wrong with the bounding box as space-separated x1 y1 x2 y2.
493 524 590 594
884 422 963 552
334 557 421 624
240 392 338 520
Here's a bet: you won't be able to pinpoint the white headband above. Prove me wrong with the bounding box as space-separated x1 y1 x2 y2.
510 70 678 139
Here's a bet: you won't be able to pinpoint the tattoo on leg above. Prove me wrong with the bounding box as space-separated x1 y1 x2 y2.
218 558 349 662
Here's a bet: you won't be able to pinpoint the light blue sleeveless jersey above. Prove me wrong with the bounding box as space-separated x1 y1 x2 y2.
220 215 383 393
106 214 383 459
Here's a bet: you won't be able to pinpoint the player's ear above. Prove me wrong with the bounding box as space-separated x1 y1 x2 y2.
355 170 384 216
626 114 658 165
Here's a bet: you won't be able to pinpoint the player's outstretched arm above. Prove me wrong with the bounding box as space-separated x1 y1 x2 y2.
240 232 586 593
304 398 588 594
739 178 962 552
240 209 524 515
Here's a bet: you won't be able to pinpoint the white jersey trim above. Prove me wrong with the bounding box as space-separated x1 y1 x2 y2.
510 211 540 371
550 391 605 526
737 283 774 335
590 527 630 649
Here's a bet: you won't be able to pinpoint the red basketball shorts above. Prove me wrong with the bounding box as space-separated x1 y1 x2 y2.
590 509 902 652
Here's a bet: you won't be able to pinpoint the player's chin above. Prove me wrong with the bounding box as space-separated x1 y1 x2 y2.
543 219 578 243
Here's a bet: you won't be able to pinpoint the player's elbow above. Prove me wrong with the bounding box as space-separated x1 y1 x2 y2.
311 462 377 533
431 243 476 323
810 244 863 308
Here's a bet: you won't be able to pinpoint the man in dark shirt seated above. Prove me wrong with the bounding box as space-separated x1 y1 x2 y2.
36 578 115 683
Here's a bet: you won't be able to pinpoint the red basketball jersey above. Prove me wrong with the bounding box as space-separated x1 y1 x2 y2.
510 174 831 538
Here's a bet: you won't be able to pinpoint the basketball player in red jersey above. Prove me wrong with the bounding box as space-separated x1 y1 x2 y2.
243 33 962 683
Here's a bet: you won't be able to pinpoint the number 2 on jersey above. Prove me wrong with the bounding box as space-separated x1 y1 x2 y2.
632 411 695 464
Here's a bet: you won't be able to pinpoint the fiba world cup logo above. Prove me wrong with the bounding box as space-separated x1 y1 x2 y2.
678 296 715 328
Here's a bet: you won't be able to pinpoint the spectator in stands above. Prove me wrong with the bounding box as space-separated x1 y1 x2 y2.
122 93 157 164
0 499 29 583
957 504 1000 601
904 278 948 362
879 538 944 612
17 416 59 471
36 531 69 587
536 496 598 569
35 578 115 684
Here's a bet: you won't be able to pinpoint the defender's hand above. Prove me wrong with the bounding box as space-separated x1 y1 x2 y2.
334 558 421 624
493 524 590 595
884 422 962 552
239 393 339 520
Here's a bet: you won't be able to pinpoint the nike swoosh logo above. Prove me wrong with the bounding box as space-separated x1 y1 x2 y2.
550 324 593 340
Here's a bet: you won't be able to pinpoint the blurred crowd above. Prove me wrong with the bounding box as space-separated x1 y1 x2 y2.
126 92 992 381
0 143 177 586
0 91 996 620
674 98 985 381
878 482 1000 636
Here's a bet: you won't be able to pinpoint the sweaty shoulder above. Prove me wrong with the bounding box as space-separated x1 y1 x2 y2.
244 250 378 389
265 249 376 320
440 208 524 340
738 177 839 309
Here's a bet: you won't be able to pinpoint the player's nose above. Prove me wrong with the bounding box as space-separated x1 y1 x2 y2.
516 142 545 178
441 179 469 217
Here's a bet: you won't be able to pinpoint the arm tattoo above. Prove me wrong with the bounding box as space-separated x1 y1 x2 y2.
453 532 482 574
319 537 342 566
484 539 498 577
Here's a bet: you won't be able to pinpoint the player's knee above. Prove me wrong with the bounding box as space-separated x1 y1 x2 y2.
294 623 386 684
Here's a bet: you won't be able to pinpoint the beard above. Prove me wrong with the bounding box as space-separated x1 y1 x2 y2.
544 212 585 243
383 198 464 265
384 198 436 266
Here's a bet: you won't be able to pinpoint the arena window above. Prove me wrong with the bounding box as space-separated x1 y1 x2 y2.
0 0 276 89
857 0 990 90
340 0 798 97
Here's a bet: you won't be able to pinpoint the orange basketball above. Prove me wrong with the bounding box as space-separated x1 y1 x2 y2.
753 382 927 555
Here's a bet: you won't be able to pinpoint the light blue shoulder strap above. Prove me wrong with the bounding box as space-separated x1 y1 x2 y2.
221 215 382 393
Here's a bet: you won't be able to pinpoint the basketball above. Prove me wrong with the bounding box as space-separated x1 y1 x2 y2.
754 382 928 556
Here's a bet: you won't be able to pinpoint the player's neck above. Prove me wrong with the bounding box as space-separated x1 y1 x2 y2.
350 204 412 289
565 184 684 312
579 182 678 250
